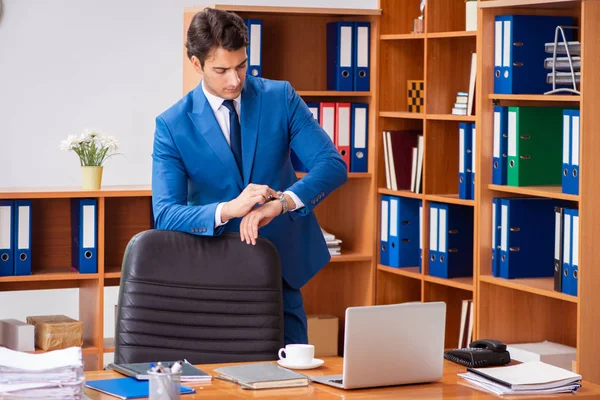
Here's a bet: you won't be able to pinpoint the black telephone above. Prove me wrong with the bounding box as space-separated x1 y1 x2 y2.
444 339 511 368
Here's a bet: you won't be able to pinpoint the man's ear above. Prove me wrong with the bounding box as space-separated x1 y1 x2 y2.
191 56 203 74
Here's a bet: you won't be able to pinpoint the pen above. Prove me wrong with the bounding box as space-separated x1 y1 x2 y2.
171 360 183 374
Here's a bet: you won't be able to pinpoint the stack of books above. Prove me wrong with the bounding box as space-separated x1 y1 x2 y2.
0 346 85 398
460 361 582 396
452 92 469 116
322 228 342 256
544 40 581 88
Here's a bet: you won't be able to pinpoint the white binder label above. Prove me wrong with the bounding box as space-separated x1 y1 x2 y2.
564 214 571 265
492 202 497 249
338 106 350 147
249 23 262 66
459 128 465 173
390 199 398 236
18 206 30 249
472 126 477 173
381 200 388 241
495 21 502 67
555 211 561 259
419 205 423 250
493 111 501 158
563 114 570 163
309 107 319 121
508 111 517 157
83 205 95 249
430 207 438 252
572 116 580 166
357 26 369 67
323 107 335 143
502 20 511 67
354 107 367 148
572 215 579 266
501 204 508 251
0 206 11 249
439 208 447 253
340 26 352 68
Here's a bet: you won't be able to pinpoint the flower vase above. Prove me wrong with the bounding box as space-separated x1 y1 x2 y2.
81 166 103 190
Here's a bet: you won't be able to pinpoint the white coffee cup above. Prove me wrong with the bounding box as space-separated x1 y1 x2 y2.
278 344 314 366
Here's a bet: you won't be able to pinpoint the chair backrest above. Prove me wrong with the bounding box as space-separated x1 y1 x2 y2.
114 230 284 364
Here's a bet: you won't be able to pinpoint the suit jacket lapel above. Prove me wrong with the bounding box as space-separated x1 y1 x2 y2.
241 78 261 187
188 84 243 190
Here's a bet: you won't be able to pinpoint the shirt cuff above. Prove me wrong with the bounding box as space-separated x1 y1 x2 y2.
215 202 228 227
284 190 304 211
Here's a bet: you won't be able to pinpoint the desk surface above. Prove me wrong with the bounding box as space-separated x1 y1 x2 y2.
85 357 600 399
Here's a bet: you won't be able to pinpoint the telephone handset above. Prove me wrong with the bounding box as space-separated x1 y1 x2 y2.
444 339 511 368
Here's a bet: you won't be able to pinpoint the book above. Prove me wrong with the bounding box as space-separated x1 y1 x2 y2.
213 362 309 390
459 360 581 396
107 360 212 382
85 377 195 399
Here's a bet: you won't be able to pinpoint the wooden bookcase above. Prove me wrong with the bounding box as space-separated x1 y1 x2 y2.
183 5 382 355
376 0 600 385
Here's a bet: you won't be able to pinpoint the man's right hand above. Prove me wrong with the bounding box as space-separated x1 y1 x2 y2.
221 184 279 222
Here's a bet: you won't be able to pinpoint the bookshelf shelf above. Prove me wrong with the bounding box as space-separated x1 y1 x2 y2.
297 172 372 179
297 91 372 97
427 31 477 39
489 94 581 102
379 111 425 120
380 33 425 40
208 5 382 16
423 274 474 292
378 188 423 200
30 343 98 355
488 184 579 202
479 275 578 304
426 114 476 122
478 0 578 9
330 252 372 263
425 194 475 206
0 268 99 283
103 338 115 353
378 265 422 281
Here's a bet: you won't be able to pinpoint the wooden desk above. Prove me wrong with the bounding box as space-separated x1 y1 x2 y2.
85 357 600 399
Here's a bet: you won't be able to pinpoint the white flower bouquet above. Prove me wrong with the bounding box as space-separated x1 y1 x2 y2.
60 129 119 166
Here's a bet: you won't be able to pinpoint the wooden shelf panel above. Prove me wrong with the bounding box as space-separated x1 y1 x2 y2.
0 267 98 283
296 172 372 179
381 33 425 40
378 265 422 281
104 338 115 353
297 91 372 97
379 111 424 120
29 343 98 355
378 188 423 200
478 0 578 9
489 94 581 102
488 184 579 202
423 274 474 291
426 114 476 122
427 31 477 38
480 275 578 304
0 185 151 199
205 5 382 16
330 252 372 263
426 194 474 206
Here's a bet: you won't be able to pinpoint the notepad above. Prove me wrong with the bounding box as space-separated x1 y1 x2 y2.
213 362 309 390
108 360 211 382
85 377 195 399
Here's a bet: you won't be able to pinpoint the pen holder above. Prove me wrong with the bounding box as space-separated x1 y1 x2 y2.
147 369 181 400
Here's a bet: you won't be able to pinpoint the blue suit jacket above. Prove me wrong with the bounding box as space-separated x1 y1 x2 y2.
151 76 348 289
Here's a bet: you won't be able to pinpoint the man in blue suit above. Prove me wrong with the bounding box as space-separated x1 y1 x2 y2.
151 7 347 345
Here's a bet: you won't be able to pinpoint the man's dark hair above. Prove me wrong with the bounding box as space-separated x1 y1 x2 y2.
186 8 248 67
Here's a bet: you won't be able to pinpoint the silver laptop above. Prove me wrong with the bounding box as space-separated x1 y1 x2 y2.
311 301 446 390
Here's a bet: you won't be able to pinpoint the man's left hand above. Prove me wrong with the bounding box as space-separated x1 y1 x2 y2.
239 200 282 245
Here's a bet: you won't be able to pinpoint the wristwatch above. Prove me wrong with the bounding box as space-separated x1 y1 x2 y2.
276 191 289 214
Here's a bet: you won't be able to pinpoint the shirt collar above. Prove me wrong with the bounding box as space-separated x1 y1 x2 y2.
202 80 241 113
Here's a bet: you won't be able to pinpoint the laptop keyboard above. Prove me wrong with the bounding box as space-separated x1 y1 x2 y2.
330 379 343 384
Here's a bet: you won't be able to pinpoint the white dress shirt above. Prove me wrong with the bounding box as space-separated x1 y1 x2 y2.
201 81 304 227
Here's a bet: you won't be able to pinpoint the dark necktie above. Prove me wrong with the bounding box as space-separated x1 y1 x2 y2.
222 100 243 178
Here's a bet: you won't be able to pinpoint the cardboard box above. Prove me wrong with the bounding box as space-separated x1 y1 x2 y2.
506 340 576 372
307 315 338 357
26 315 83 351
0 319 35 352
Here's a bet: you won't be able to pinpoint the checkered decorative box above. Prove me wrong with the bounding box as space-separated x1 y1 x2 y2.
407 80 424 113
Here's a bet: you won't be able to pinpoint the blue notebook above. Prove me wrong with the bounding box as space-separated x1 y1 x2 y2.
86 377 195 399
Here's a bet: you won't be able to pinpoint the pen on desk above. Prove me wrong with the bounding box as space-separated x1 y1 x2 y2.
171 360 183 374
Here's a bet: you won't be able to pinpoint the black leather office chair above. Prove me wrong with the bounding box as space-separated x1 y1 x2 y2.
114 230 284 364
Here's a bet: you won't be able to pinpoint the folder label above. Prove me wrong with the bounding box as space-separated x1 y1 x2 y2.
17 206 30 249
83 205 95 249
340 26 352 68
322 107 335 142
357 26 369 67
492 202 497 250
0 206 10 250
338 106 350 147
439 208 447 253
354 107 367 148
572 214 579 267
501 204 508 251
381 200 389 241
508 111 517 157
249 23 262 70
430 207 438 252
502 21 511 70
459 127 465 173
389 198 398 237
554 211 561 260
563 114 570 165
495 21 502 68
564 213 571 265
493 111 501 158
572 115 580 166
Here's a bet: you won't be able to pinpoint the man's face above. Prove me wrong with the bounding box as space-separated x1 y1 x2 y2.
193 46 247 100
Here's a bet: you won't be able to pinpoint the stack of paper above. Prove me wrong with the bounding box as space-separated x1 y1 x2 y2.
460 360 582 396
321 228 342 256
0 346 85 398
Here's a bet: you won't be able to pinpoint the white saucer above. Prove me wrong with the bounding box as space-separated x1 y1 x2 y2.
277 358 324 370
